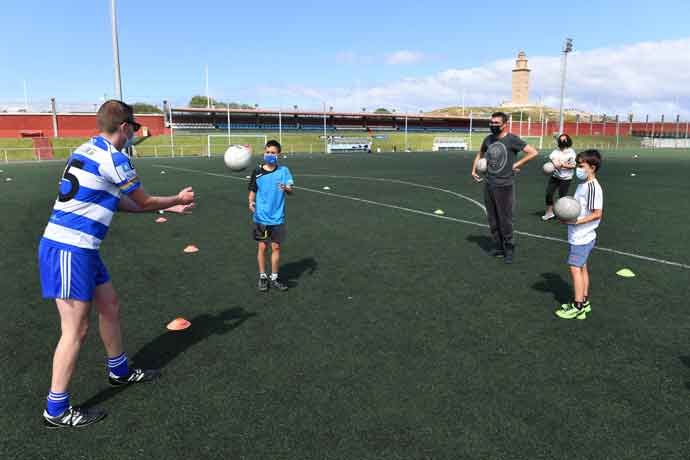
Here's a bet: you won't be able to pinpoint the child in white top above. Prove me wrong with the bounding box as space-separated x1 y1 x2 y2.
556 149 604 320
542 133 576 221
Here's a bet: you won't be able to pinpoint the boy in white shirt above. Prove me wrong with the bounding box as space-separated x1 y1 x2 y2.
542 133 576 221
556 149 604 320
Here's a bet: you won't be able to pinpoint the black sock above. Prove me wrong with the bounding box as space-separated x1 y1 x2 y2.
574 301 584 310
584 295 589 303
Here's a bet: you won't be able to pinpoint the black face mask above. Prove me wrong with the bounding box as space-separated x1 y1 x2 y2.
558 139 569 149
489 125 502 135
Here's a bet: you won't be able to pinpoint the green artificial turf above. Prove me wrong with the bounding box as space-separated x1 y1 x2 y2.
1 150 689 459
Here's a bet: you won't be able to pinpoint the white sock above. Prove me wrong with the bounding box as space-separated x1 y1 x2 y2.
259 273 268 279
270 273 278 281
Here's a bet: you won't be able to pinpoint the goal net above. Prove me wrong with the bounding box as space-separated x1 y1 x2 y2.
207 134 268 157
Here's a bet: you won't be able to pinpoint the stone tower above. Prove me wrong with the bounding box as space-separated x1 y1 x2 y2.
511 51 530 106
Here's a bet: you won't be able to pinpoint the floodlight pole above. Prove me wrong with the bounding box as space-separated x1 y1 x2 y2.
51 97 58 137
168 102 175 157
558 38 573 135
615 115 620 149
404 113 408 151
23 80 29 111
323 102 327 153
205 65 210 108
110 0 123 100
227 105 231 140
278 109 283 145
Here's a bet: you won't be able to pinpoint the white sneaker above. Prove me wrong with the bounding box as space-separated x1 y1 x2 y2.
541 212 555 221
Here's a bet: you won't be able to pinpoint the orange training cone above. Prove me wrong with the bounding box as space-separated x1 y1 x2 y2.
183 245 199 253
166 317 191 331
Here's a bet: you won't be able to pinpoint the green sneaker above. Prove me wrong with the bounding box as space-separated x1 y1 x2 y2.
556 303 586 320
583 299 591 313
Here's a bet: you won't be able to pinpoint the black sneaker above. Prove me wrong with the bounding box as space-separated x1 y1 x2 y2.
270 278 288 291
258 276 268 292
109 368 161 387
504 247 514 264
43 406 107 429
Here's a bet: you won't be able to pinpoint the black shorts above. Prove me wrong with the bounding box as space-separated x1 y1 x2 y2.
252 223 286 244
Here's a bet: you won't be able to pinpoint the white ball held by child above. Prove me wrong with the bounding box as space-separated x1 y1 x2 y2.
554 196 581 221
542 161 555 175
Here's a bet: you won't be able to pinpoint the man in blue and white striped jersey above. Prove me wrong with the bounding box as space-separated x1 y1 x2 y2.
39 100 195 428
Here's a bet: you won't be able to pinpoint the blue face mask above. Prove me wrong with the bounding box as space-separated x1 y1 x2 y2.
576 167 588 181
264 154 278 165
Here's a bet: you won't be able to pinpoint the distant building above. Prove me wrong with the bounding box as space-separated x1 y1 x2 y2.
502 51 531 108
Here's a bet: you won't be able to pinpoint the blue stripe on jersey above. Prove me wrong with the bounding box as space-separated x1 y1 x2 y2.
112 152 130 167
119 180 141 195
72 185 120 212
49 210 109 240
92 136 109 151
70 153 102 177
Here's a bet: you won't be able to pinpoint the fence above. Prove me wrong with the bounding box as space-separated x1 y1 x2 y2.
1 133 688 163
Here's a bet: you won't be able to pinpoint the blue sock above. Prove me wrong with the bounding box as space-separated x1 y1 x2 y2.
107 352 129 378
46 391 70 416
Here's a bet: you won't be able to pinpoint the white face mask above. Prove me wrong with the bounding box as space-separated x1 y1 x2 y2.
576 167 588 180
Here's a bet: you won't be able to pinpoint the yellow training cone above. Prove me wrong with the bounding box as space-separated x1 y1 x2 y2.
616 268 636 278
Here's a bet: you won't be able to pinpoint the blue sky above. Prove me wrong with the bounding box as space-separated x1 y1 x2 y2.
2 0 690 116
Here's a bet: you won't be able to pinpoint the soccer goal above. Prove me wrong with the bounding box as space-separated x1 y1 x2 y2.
326 136 372 154
432 137 468 151
206 134 268 158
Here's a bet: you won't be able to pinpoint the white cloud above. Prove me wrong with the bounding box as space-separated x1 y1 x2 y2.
385 50 426 65
273 38 690 119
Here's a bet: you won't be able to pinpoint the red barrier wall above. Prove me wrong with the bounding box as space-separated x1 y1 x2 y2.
0 113 168 138
507 120 689 137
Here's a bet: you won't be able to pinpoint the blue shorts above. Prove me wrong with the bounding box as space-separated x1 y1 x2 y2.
38 239 110 301
567 239 596 268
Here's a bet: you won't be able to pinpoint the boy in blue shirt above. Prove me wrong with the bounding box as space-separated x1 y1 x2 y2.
248 140 294 291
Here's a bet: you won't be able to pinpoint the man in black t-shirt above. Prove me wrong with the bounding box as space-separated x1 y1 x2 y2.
471 112 538 263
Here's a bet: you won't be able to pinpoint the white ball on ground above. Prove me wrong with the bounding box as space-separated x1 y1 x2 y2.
554 196 581 221
476 158 487 174
542 161 555 175
224 145 253 171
